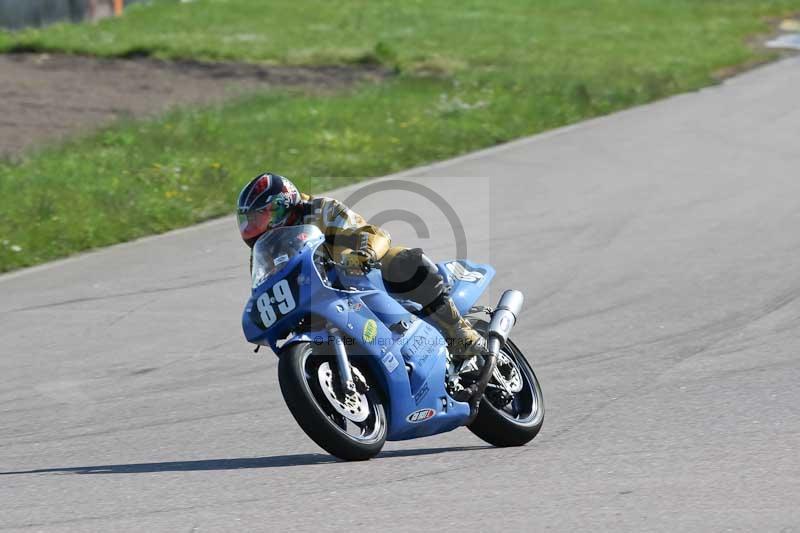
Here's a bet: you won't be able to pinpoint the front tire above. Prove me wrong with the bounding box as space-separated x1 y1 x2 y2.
278 342 387 461
467 324 544 447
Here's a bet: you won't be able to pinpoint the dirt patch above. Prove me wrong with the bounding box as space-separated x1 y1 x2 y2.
0 53 387 158
714 14 800 81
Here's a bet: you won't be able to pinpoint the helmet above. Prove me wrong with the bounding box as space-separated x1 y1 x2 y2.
237 173 302 247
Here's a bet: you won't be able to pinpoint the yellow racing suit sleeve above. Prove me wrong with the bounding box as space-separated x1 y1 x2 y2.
303 195 391 261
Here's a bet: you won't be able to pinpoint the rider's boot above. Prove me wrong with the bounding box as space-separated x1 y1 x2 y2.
422 294 490 361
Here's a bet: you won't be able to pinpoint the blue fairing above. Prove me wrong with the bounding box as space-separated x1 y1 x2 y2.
438 260 496 315
242 229 494 441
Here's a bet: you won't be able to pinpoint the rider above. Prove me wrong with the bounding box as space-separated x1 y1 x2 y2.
237 172 489 360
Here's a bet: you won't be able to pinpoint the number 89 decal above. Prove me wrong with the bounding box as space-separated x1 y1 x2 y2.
255 279 297 328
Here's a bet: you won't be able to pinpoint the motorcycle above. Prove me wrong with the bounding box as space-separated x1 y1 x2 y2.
242 224 544 460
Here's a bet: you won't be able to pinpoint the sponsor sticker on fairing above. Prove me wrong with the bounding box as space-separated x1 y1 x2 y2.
363 319 378 343
406 408 436 423
413 381 430 404
381 352 399 373
445 261 484 283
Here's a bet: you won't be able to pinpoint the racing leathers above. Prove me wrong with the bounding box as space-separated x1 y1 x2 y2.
265 194 488 360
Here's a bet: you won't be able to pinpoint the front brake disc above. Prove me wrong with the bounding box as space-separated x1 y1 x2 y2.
317 362 370 422
493 353 523 393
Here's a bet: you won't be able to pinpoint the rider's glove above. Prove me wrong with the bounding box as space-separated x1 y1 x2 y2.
341 248 374 275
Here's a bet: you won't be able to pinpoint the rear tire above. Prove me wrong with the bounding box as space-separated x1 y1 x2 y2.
466 323 544 447
278 342 387 461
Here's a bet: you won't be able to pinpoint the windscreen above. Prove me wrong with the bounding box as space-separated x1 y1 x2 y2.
251 225 323 288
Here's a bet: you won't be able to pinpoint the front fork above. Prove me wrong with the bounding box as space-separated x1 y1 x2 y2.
329 328 358 394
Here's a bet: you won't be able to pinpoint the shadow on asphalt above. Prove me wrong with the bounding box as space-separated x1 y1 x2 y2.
0 445 491 475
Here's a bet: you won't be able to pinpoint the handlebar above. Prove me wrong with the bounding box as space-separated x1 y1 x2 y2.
326 257 382 275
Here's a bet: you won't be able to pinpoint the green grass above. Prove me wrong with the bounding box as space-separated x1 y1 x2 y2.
1 0 798 272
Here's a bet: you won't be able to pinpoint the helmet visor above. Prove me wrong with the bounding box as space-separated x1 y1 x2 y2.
238 202 290 245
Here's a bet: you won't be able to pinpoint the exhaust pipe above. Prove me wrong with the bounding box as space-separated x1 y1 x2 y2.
466 290 524 422
485 290 524 356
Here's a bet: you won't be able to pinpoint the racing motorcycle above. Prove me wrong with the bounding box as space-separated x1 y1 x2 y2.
242 224 544 460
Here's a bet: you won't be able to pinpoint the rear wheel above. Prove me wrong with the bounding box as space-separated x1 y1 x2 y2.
466 323 544 447
278 342 387 461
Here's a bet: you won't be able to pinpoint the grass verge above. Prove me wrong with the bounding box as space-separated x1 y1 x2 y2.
1 0 799 272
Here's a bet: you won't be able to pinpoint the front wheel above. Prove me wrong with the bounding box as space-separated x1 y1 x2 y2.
467 323 544 447
278 342 387 461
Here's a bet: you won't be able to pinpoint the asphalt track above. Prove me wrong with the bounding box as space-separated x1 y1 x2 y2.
2 57 799 532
